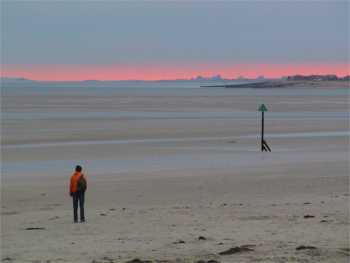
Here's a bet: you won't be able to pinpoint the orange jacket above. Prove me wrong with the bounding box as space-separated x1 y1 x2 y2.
70 172 86 194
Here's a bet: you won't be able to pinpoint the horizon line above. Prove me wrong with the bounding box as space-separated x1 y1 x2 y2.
1 63 349 81
2 73 349 83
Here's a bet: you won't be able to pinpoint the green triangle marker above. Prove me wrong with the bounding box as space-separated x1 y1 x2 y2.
258 104 268 112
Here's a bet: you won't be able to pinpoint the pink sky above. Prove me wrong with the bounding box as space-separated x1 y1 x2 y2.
1 63 349 81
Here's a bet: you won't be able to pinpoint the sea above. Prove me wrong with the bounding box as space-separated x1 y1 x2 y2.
2 81 349 181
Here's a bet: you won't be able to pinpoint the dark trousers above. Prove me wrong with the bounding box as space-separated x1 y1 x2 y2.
72 191 85 222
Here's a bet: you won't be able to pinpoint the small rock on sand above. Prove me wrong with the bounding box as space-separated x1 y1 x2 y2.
303 215 315 219
296 245 317 250
198 236 207 240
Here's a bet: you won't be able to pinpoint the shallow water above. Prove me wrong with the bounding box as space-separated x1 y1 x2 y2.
3 131 349 149
2 84 349 181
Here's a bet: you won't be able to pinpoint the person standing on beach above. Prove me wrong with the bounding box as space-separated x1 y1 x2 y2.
69 165 87 223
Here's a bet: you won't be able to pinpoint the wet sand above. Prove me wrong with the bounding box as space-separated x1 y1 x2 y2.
1 86 349 262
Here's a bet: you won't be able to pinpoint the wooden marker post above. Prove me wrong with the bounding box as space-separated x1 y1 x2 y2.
258 104 271 152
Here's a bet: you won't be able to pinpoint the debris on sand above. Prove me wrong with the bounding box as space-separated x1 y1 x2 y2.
125 259 153 263
100 213 107 216
2 257 13 262
173 240 186 244
25 227 46 230
296 245 317 250
303 215 315 219
219 245 254 255
198 236 207 240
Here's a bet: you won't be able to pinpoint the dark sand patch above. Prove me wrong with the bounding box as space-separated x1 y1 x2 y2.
219 245 255 255
24 227 46 230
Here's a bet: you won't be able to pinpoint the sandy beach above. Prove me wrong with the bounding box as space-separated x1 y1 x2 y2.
1 85 349 263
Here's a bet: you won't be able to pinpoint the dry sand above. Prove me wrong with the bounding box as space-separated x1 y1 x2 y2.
1 86 349 262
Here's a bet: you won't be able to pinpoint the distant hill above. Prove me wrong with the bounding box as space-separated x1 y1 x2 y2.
286 74 349 81
1 74 348 88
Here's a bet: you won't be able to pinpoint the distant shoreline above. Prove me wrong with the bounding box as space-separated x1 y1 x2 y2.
2 77 349 89
201 80 350 89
